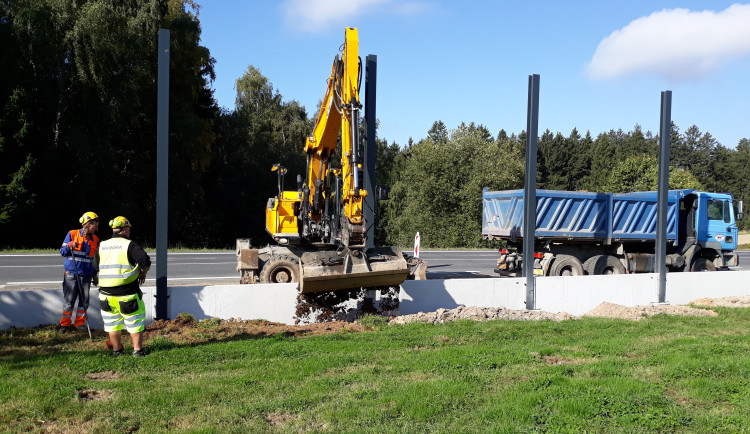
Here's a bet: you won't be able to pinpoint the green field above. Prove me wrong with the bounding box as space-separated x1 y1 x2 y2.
2 309 750 432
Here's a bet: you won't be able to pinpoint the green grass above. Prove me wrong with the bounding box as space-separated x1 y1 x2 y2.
3 308 750 432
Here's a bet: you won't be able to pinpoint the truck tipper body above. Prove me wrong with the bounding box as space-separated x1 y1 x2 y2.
482 188 742 276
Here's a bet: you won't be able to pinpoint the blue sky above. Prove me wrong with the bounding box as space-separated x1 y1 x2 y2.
197 1 750 148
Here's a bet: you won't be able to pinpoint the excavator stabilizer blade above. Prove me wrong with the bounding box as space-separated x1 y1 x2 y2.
299 246 409 293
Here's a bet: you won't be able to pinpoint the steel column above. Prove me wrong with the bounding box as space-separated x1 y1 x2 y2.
523 74 540 310
364 55 377 250
656 90 672 303
156 29 170 320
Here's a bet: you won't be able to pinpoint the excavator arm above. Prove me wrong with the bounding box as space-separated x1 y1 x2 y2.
302 27 366 248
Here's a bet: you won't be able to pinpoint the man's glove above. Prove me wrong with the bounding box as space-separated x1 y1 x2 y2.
67 241 77 249
137 269 147 286
92 274 99 286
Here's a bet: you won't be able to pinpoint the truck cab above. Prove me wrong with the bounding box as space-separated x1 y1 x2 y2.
694 192 740 268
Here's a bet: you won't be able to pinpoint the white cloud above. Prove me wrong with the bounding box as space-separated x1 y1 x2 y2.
587 4 750 80
281 0 429 33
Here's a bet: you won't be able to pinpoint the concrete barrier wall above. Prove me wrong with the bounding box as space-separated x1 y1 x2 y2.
2 272 750 330
0 284 299 330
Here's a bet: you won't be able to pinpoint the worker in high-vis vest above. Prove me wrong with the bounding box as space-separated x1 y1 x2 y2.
95 216 151 357
58 211 100 332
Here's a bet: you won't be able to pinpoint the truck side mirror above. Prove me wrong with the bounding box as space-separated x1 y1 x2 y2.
738 200 744 220
377 185 390 200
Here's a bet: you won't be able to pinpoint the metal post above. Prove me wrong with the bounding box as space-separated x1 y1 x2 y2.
156 29 170 320
364 54 377 250
523 74 540 310
656 90 672 304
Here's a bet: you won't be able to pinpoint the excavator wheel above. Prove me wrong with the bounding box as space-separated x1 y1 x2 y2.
260 256 300 283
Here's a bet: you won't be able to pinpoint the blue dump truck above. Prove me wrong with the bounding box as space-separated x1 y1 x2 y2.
482 189 743 276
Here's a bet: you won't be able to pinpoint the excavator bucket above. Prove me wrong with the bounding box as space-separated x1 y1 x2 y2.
299 246 409 293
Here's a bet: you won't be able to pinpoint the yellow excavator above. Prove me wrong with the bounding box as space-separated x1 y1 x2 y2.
236 27 423 293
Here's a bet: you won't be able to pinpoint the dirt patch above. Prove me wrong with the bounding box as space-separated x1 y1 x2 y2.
388 297 748 325
143 317 368 344
541 355 592 365
584 302 718 321
390 306 575 325
77 389 113 401
265 412 297 427
85 371 122 381
689 295 750 308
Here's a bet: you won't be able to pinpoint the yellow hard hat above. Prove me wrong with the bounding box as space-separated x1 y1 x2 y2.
109 216 131 229
79 211 99 225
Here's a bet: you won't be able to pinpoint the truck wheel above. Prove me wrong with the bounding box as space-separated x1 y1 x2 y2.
690 258 716 272
260 256 300 283
584 255 626 275
549 255 584 276
582 255 603 275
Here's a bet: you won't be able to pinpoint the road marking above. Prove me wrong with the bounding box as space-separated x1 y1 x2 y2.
0 265 63 268
6 276 238 285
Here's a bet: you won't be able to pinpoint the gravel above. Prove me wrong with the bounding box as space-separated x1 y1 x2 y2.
388 296 750 324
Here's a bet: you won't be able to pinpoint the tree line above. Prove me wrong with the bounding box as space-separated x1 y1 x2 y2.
1 1 748 249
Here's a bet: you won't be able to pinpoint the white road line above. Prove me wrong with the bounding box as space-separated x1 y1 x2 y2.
0 265 63 268
6 276 238 285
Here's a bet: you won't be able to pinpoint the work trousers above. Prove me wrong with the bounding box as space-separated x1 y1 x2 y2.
99 292 146 333
60 271 92 327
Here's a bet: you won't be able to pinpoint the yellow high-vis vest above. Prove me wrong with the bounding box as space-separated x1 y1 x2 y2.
98 237 140 287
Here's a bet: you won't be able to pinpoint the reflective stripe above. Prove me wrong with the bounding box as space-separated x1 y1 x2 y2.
101 312 120 320
62 312 72 318
98 270 139 280
125 313 146 322
104 319 125 327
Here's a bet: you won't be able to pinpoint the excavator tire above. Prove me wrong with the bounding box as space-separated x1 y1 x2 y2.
260 256 300 284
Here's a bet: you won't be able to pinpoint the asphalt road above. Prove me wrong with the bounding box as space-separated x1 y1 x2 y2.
1 249 748 290
0 250 500 290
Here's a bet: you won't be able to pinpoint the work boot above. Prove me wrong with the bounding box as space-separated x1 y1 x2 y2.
112 349 124 357
56 325 70 333
132 349 147 357
67 325 78 333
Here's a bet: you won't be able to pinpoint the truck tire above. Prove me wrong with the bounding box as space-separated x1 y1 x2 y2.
582 255 602 275
260 256 300 283
690 257 716 272
583 255 626 275
549 255 584 276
